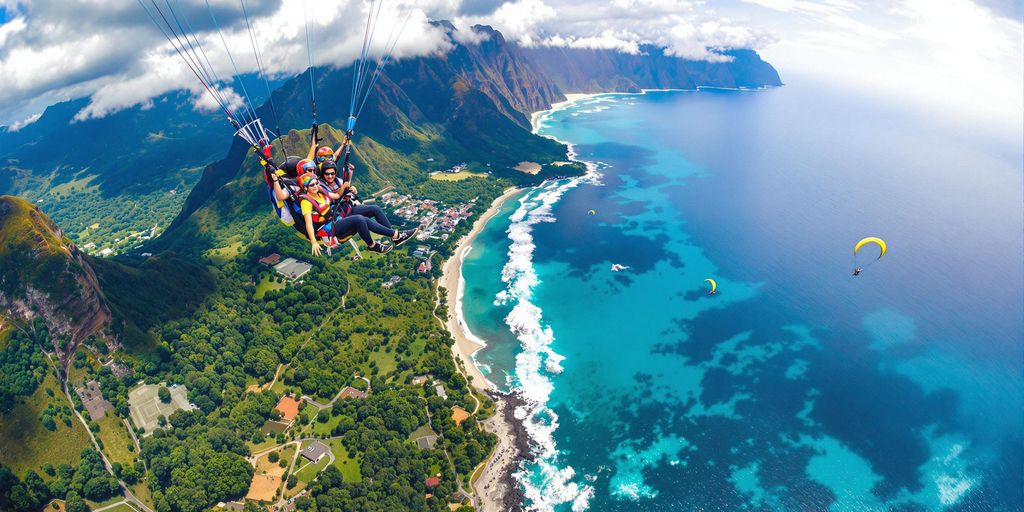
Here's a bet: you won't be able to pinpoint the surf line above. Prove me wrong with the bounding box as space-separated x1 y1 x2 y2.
499 108 606 510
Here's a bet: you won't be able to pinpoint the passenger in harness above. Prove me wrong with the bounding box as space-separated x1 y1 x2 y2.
263 146 417 256
298 174 415 256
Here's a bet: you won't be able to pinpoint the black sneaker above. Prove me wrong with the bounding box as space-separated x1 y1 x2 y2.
392 228 418 247
368 241 393 254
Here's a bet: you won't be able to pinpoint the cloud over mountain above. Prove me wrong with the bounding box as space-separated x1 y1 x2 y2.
0 0 772 126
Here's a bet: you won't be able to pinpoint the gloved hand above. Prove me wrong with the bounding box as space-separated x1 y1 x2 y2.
261 145 273 159
341 162 354 182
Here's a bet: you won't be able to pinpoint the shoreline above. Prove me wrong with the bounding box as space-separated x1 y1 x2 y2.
439 186 526 512
441 186 523 394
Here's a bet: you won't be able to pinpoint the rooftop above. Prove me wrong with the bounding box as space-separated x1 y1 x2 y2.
301 441 330 462
259 253 281 265
274 258 313 280
339 386 368 400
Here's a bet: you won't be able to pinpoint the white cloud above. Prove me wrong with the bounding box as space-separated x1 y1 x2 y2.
0 0 453 125
457 0 771 61
751 0 1023 124
6 112 40 132
11 0 1016 129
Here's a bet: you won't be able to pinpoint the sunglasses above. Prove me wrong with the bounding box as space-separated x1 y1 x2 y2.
323 172 336 176
305 180 320 188
317 155 334 161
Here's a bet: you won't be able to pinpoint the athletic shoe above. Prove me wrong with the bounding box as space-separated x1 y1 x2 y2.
368 241 393 254
392 228 418 247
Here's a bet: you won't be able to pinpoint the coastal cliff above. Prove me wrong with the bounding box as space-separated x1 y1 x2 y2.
0 196 110 362
519 45 783 92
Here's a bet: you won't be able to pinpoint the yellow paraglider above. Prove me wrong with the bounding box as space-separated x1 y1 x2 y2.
704 278 717 295
852 237 886 276
588 209 596 216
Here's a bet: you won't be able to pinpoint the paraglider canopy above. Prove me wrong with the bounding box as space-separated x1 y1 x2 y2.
588 209 596 215
704 278 717 295
854 237 887 259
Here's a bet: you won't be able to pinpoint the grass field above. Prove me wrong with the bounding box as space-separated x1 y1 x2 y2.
329 439 362 482
96 415 136 467
407 424 436 442
429 171 486 181
0 373 91 476
312 411 342 436
368 349 397 376
255 275 286 299
206 241 243 266
248 435 280 453
129 482 155 510
100 503 139 512
85 495 124 509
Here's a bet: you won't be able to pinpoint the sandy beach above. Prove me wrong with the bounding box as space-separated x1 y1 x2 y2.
529 92 604 131
441 186 522 393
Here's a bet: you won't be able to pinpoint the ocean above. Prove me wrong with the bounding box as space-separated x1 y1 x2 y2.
459 80 1024 511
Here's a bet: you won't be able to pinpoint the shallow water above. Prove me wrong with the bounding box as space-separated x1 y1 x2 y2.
461 81 1023 511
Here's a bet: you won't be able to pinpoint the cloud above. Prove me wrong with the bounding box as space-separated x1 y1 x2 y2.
456 0 772 61
6 111 40 132
750 0 1023 123
0 0 453 125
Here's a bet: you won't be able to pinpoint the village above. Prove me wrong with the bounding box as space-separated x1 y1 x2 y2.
63 361 477 512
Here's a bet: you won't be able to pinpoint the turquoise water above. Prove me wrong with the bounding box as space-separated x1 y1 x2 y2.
460 82 1023 511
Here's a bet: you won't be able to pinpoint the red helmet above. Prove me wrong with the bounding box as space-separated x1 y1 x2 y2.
297 159 316 175
316 146 334 161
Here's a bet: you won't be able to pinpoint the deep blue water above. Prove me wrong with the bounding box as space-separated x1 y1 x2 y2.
460 81 1023 511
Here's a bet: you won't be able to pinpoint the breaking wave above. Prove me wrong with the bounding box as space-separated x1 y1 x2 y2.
497 163 600 511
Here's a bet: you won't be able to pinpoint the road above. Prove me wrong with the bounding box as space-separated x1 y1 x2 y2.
60 358 153 512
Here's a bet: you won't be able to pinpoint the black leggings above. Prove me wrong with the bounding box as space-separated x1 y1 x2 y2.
348 204 392 229
330 215 395 246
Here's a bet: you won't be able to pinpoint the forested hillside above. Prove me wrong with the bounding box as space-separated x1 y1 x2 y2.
0 22 781 512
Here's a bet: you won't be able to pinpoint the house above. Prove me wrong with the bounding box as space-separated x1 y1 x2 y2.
339 386 368 400
417 260 432 274
301 441 330 463
425 476 441 488
416 434 438 450
215 502 244 512
382 276 402 289
274 396 300 423
274 258 313 281
259 253 281 266
434 385 448 400
411 375 431 386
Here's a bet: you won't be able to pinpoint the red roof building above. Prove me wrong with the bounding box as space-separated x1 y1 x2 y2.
259 253 281 265
425 477 440 488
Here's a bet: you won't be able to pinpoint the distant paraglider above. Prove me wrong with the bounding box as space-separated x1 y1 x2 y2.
704 278 717 295
588 209 596 216
853 236 887 276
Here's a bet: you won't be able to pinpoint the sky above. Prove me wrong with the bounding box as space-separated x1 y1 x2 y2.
0 0 1020 130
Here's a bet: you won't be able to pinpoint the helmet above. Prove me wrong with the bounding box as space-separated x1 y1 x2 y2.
320 160 338 174
316 146 334 162
297 159 317 175
300 174 318 189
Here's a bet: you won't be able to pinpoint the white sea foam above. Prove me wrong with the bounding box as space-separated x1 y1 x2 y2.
498 169 601 511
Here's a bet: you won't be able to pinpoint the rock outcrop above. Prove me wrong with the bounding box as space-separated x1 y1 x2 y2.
0 196 110 362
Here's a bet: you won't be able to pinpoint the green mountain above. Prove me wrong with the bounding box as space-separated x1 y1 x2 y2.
0 24 782 511
0 195 109 362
